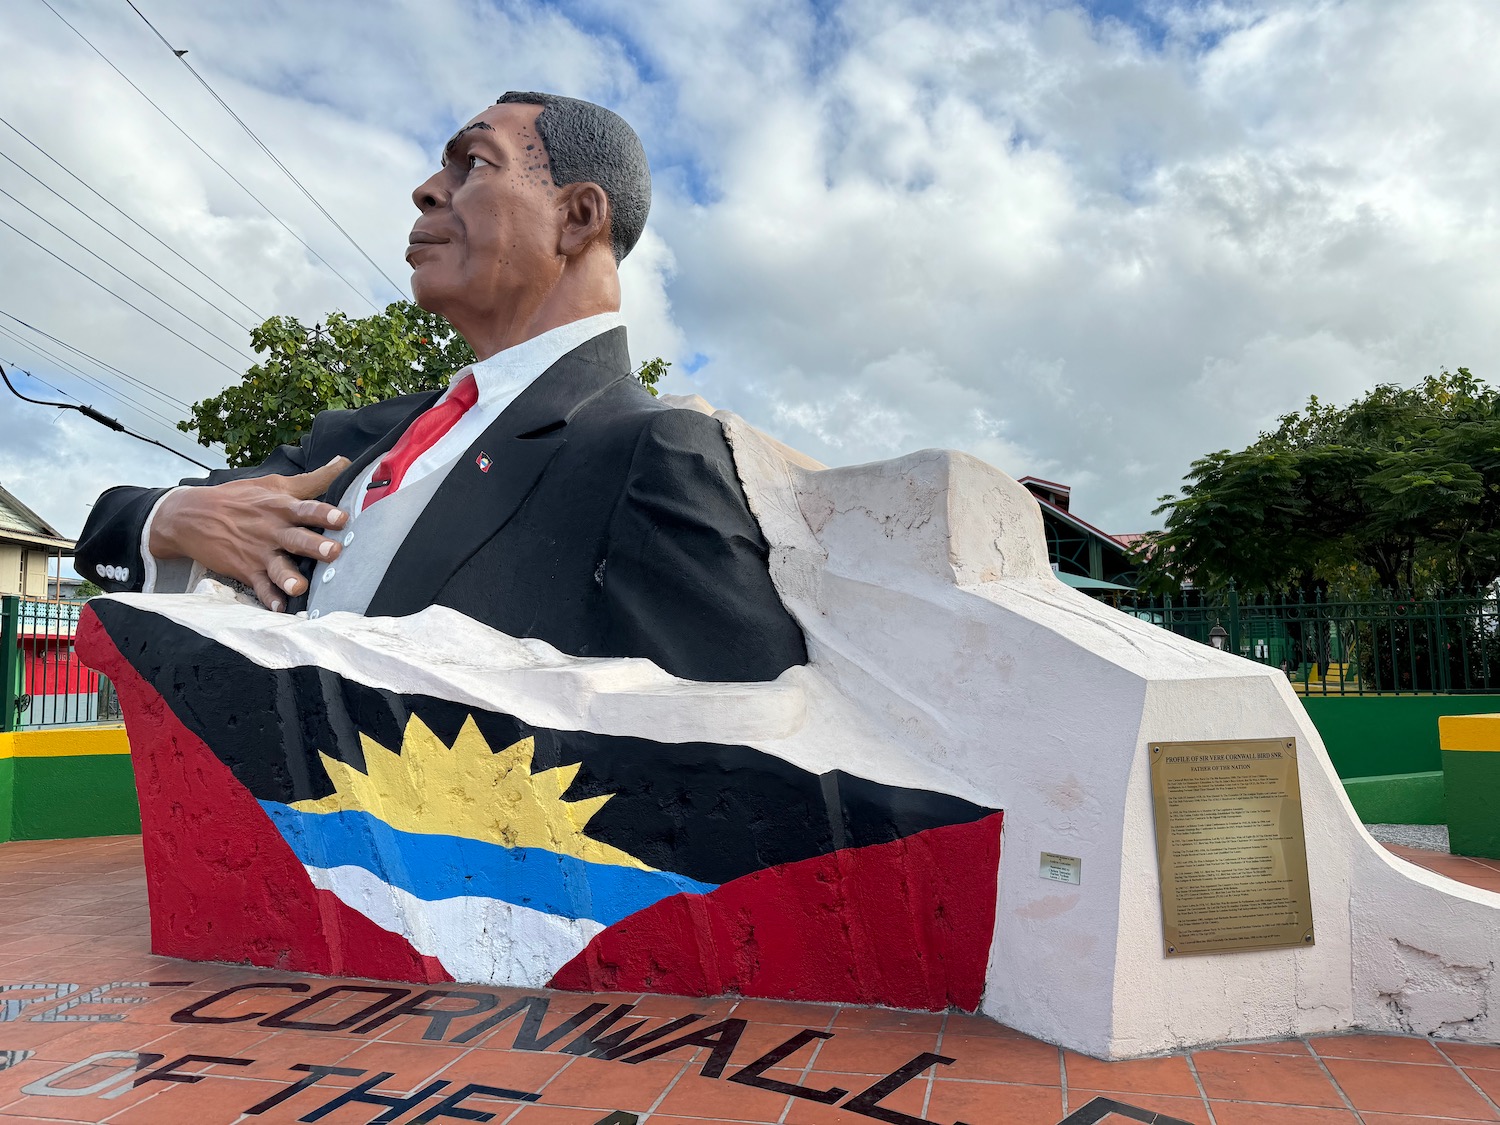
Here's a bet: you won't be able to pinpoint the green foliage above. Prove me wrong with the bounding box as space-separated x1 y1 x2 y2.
1140 368 1500 595
180 301 471 467
74 580 102 599
634 355 671 397
182 301 672 466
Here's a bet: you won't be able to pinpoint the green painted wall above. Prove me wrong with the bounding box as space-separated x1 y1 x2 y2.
1303 694 1500 779
0 755 12 842
1342 771 1444 825
1444 750 1500 858
5 754 140 841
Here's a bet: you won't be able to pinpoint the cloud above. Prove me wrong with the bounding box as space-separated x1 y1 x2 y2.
1 0 1498 563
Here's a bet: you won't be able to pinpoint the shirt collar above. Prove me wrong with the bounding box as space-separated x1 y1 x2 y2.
458 312 625 403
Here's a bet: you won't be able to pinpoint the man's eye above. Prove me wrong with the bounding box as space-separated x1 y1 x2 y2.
467 155 493 171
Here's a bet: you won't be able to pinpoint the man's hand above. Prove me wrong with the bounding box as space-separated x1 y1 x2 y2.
149 457 353 612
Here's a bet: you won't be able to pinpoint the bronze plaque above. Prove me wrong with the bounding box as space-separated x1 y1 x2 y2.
1149 737 1314 956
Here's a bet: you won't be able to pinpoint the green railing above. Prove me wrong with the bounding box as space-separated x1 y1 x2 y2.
0 595 120 731
1103 587 1500 695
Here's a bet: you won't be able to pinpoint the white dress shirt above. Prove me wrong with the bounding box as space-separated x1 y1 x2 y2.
345 311 622 508
140 312 625 596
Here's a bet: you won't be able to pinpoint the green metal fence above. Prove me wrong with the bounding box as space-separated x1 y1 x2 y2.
0 595 120 731
1103 587 1500 695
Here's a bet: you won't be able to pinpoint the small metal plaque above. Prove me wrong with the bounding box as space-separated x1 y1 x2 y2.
1040 852 1082 885
1149 737 1314 956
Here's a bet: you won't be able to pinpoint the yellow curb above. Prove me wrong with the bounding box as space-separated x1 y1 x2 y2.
1438 714 1500 753
0 727 130 760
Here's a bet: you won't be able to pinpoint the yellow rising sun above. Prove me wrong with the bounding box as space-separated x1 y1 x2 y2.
290 714 651 870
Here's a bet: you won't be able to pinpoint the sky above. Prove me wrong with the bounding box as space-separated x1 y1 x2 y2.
1 0 1498 559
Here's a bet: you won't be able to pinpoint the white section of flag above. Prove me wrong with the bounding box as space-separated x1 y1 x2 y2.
306 864 605 988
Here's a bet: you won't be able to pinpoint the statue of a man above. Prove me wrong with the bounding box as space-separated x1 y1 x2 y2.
75 92 806 683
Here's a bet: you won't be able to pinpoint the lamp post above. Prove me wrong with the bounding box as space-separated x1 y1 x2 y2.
1209 621 1228 651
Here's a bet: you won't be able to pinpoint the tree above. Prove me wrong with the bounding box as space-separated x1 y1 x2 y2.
180 302 469 466
181 301 669 466
1139 368 1500 594
636 355 671 397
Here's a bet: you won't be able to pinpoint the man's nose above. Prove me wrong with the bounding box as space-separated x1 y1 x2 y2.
412 171 448 211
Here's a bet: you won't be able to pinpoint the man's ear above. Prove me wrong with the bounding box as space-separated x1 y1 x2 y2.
557 182 611 258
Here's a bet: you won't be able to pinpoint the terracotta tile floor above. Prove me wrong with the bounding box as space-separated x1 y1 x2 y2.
1 836 1499 1125
1383 845 1500 895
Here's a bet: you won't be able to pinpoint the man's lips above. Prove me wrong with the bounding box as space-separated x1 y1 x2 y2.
405 232 448 263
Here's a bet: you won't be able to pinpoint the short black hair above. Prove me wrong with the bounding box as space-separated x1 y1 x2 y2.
496 91 651 264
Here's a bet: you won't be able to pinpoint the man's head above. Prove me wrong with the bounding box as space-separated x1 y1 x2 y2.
408 93 650 358
496 92 651 264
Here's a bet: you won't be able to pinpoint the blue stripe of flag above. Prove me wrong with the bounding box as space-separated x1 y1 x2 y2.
258 802 715 927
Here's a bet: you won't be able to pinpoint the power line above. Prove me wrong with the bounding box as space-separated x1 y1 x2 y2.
1 359 212 470
0 183 255 362
0 319 210 444
124 0 408 302
0 307 194 415
0 148 255 332
0 345 78 404
0 319 190 433
0 114 264 322
0 317 229 470
35 0 380 312
0 213 243 374
0 321 225 469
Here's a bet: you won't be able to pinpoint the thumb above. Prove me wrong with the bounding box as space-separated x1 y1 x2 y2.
289 455 352 498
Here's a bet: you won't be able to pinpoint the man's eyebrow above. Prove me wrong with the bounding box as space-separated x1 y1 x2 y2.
440 121 496 164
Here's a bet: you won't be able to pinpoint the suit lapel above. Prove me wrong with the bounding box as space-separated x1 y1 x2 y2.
367 327 632 618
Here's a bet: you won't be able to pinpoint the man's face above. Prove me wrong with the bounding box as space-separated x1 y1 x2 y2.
408 103 562 329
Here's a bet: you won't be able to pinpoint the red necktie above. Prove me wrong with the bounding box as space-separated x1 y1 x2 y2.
362 372 479 510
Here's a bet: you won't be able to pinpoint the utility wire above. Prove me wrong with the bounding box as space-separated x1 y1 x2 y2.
0 321 193 441
36 0 380 312
0 148 254 332
1 359 212 469
0 214 242 375
0 114 263 322
0 321 226 469
124 0 408 302
0 321 186 434
0 307 195 414
0 183 255 362
0 344 78 404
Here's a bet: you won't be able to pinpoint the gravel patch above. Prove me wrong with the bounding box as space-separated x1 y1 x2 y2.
1365 823 1450 852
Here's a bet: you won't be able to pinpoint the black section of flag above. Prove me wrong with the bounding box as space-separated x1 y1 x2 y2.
91 602 996 885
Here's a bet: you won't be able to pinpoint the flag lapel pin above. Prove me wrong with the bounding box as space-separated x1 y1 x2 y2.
476 452 492 473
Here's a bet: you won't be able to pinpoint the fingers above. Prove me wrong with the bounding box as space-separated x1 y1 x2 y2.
289 497 350 531
266 551 310 601
290 456 353 500
249 573 286 614
276 526 341 563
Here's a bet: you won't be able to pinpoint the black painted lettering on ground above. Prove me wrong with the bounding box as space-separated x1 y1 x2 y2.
842 1052 959 1125
727 1028 849 1104
243 1063 366 1115
1055 1095 1199 1125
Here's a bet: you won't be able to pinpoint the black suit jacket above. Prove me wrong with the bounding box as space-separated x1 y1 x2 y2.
76 328 806 683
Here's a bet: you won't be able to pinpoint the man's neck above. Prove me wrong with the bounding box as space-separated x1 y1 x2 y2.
463 266 622 361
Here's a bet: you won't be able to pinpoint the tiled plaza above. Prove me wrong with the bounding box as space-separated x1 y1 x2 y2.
1 836 1499 1125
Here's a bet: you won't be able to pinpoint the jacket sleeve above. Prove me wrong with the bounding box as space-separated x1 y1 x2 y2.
76 392 438 596
603 408 807 682
74 435 320 596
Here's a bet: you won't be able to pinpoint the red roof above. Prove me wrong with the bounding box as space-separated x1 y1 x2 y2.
1017 475 1071 494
